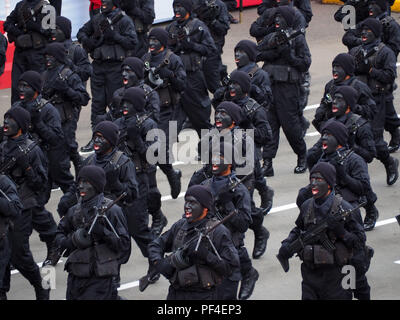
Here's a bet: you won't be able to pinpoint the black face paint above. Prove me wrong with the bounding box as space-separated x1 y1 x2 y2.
321 132 339 155
361 27 376 45
274 14 288 31
50 28 66 43
93 133 112 155
3 117 20 137
101 0 114 14
184 195 204 223
173 4 188 22
228 82 244 101
18 81 36 102
149 37 163 55
121 100 136 119
45 54 59 70
234 49 250 68
215 109 233 130
368 3 382 17
211 154 230 176
332 93 348 118
121 65 139 88
310 172 330 200
78 179 98 202
332 65 347 84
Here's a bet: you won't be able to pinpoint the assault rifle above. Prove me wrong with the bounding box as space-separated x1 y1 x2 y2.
0 141 38 175
276 200 366 272
138 210 238 292
18 0 49 31
135 110 154 128
275 28 305 46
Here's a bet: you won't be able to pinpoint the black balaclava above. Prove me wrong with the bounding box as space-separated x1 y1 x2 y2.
4 107 31 136
45 42 66 69
275 6 295 29
234 40 257 67
101 0 118 14
321 119 349 154
228 70 251 101
184 185 213 223
368 0 386 17
361 18 382 45
121 57 144 87
211 142 236 176
332 53 355 78
121 87 146 118
173 0 192 22
51 16 72 42
149 28 168 55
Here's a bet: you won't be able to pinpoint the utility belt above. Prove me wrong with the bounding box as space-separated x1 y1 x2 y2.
65 243 119 278
157 85 181 107
132 153 149 173
52 99 77 124
357 75 392 95
15 31 47 50
263 64 301 83
92 44 128 62
300 242 353 269
171 264 222 290
180 52 203 73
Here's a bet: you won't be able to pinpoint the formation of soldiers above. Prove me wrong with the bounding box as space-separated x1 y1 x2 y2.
0 0 399 300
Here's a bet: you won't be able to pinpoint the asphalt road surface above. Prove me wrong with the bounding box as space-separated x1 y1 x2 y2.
0 1 399 300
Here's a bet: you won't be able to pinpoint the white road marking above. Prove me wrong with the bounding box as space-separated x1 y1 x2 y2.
11 260 64 276
394 260 400 265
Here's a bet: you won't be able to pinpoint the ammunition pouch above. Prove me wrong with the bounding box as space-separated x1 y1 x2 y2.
93 44 126 62
301 244 335 266
94 243 119 277
263 64 300 83
16 32 46 49
65 247 92 278
175 264 220 289
53 101 76 124
180 52 203 72
157 85 180 107
334 241 353 266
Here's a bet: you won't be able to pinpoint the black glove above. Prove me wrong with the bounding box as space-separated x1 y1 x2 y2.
158 67 173 79
327 214 346 238
16 153 30 171
188 244 210 265
155 259 175 279
278 243 293 260
30 109 41 124
82 37 97 51
104 27 116 41
181 37 194 50
60 236 75 251
53 78 69 93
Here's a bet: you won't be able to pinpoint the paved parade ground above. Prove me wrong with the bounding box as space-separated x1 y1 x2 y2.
0 2 399 300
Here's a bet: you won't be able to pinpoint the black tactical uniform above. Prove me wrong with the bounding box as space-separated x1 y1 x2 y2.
257 0 313 25
166 0 217 136
119 0 155 58
77 0 137 134
0 108 50 300
349 18 399 186
148 185 240 300
4 0 50 103
334 0 370 27
257 6 311 176
281 163 366 299
41 43 90 174
193 0 230 93
0 175 23 300
313 53 377 132
56 166 130 300
0 32 7 76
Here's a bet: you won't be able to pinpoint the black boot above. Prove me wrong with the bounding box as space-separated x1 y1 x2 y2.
294 154 307 174
383 156 399 185
42 239 62 267
363 204 379 231
80 139 94 153
258 185 274 215
388 128 400 153
262 159 274 177
151 210 168 236
0 291 7 300
166 169 182 199
252 226 270 259
34 285 50 300
71 151 83 174
238 267 259 300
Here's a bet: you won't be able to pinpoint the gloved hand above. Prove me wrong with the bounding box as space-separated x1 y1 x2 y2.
278 243 293 260
71 228 93 249
82 37 97 51
53 78 69 93
155 258 176 279
188 245 210 265
30 109 41 124
181 37 194 50
16 153 30 171
60 236 75 251
158 67 173 79
327 214 346 238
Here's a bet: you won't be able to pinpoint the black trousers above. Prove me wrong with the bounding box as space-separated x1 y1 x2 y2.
0 237 10 293
263 82 307 159
90 60 123 129
1 209 43 293
66 274 117 300
216 278 239 300
31 206 57 244
384 98 400 133
11 48 46 103
133 32 149 59
203 51 223 94
147 169 162 216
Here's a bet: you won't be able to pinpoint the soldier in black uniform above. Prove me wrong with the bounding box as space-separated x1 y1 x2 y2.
279 162 366 300
0 107 50 300
119 0 155 58
193 0 230 93
49 16 93 84
257 0 313 25
4 0 51 103
41 42 90 174
312 53 377 132
56 165 130 300
0 32 7 77
0 174 23 300
166 0 217 136
308 87 379 231
148 184 240 300
349 18 399 186
334 0 370 27
257 6 311 176
77 0 137 152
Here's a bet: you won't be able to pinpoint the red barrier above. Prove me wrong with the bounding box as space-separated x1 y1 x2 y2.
237 0 263 7
0 21 14 90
